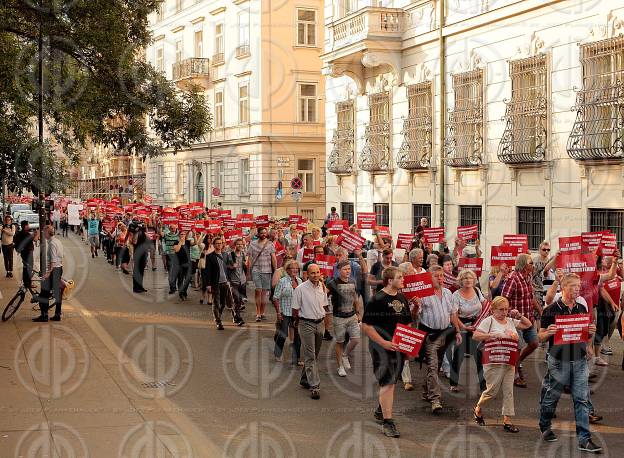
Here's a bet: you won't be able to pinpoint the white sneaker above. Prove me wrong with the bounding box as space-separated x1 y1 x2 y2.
338 366 347 377
341 355 351 370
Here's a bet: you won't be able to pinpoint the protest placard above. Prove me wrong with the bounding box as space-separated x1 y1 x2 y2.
482 338 519 365
490 245 522 266
396 234 414 250
423 227 445 244
457 257 484 277
503 234 529 253
402 272 435 299
392 324 427 357
357 212 377 230
336 229 366 252
559 236 582 255
554 314 591 345
315 254 337 277
556 253 597 284
457 224 479 241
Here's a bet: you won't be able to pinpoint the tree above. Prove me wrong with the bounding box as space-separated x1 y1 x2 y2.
0 0 212 194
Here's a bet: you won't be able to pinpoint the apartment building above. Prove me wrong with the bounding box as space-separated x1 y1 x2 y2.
144 0 326 222
323 0 624 260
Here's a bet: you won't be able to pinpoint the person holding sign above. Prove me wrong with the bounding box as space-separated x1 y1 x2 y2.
361 266 414 438
411 265 461 414
472 297 532 433
538 273 601 453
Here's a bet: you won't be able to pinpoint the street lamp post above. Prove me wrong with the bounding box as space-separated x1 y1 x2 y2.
38 2 47 277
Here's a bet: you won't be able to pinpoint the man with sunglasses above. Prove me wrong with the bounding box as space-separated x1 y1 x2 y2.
532 241 557 309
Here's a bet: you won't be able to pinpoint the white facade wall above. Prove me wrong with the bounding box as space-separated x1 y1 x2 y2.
323 0 624 263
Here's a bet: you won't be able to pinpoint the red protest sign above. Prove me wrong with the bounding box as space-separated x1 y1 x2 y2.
255 215 270 229
328 220 349 236
274 241 286 259
581 231 608 253
289 214 303 225
205 220 222 234
357 212 376 230
336 229 366 252
490 245 522 267
375 226 392 238
392 324 427 358
193 220 206 232
224 229 243 245
423 227 445 244
457 257 484 277
597 233 617 256
315 254 336 277
301 248 315 264
402 272 435 299
296 219 309 232
207 209 220 218
556 253 597 284
481 338 519 365
457 224 479 241
554 314 591 345
236 214 254 228
162 215 178 225
559 236 582 255
102 219 115 233
223 217 237 230
503 234 529 253
178 219 194 232
604 278 622 305
396 234 414 250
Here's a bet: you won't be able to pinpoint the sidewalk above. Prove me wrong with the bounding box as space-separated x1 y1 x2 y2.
0 270 217 457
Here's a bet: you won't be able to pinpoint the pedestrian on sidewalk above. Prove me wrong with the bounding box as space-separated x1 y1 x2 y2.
33 225 64 322
247 227 277 322
1 215 16 278
206 236 243 329
273 259 302 366
361 266 413 438
292 264 328 400
14 220 38 289
538 273 602 453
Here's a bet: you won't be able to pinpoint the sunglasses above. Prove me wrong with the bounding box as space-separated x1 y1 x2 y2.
541 248 551 252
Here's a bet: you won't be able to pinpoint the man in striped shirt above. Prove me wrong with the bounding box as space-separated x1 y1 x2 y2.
33 226 64 322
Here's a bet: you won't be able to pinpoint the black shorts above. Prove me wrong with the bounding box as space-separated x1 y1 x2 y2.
369 341 404 387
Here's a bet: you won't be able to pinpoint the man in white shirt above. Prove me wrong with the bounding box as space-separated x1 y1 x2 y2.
292 264 328 400
34 225 64 322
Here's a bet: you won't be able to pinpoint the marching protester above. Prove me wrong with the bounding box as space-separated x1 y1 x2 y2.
173 231 192 301
292 263 328 400
87 212 100 258
489 263 510 299
206 236 243 329
1 215 15 278
33 225 64 322
369 248 399 293
226 238 247 313
472 296 532 432
131 221 149 293
247 227 277 322
273 259 302 365
361 266 413 438
161 222 180 294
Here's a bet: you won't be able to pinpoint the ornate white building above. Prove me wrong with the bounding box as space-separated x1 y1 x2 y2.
323 0 624 258
144 0 326 222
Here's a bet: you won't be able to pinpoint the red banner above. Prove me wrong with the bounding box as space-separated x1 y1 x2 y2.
178 219 194 232
375 226 392 238
223 218 237 230
392 324 427 358
327 220 349 236
457 257 484 277
102 219 115 233
289 214 303 225
315 254 336 278
296 219 309 232
556 253 597 284
554 314 591 345
162 215 178 225
236 214 254 228
597 233 617 256
255 215 270 229
423 227 445 244
581 231 608 253
301 248 315 264
482 338 519 365
402 272 435 299
559 235 582 255
207 209 220 218
224 229 243 245
503 234 529 253
396 234 414 250
490 245 522 266
336 229 366 252
357 212 377 230
457 224 479 241
205 220 222 234
193 220 205 232
604 278 622 305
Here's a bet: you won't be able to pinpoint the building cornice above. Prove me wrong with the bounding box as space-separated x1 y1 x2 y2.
210 7 226 16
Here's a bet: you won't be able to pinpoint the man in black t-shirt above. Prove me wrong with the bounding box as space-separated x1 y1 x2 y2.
14 221 38 289
369 248 398 293
327 261 362 377
538 273 601 453
362 266 414 439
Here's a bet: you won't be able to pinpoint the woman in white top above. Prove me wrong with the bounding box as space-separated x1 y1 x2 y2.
472 296 531 433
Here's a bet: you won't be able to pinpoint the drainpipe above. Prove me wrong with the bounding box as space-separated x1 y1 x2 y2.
438 0 446 227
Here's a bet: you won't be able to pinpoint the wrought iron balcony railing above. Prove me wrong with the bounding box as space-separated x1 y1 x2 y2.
172 58 210 81
358 122 393 172
327 128 355 175
212 52 224 65
397 117 432 170
445 106 484 167
498 97 547 164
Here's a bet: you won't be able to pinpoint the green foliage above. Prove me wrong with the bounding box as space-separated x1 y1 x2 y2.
0 0 212 193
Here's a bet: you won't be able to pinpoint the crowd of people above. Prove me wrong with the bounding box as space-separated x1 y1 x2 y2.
5 202 623 452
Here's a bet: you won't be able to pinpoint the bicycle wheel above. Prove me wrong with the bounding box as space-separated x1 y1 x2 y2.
2 291 26 322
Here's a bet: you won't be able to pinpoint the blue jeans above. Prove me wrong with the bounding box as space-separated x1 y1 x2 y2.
539 355 591 443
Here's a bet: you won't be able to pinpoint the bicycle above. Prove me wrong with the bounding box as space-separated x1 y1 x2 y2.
2 270 72 322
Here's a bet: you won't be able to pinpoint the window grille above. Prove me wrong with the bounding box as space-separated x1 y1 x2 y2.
374 203 390 227
328 101 355 174
590 208 624 246
498 55 548 163
518 206 545 251
459 205 482 239
412 204 431 232
567 36 624 161
398 82 433 169
445 69 484 167
359 92 392 172
341 202 354 226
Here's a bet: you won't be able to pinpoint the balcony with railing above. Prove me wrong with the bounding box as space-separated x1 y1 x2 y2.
327 128 355 175
358 122 393 173
236 45 250 58
172 58 210 89
498 97 547 164
212 52 224 66
397 117 432 170
330 7 404 50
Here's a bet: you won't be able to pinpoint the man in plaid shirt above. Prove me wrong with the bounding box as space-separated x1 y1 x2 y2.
501 253 542 388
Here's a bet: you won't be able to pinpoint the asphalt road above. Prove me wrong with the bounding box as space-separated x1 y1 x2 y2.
18 233 624 457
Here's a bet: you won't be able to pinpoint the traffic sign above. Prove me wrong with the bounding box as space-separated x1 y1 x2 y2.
290 177 303 190
212 187 221 197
